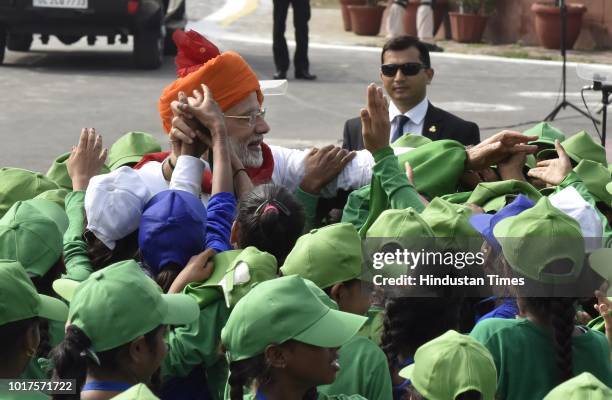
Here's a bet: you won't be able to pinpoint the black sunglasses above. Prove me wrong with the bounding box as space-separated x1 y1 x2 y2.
381 62 427 77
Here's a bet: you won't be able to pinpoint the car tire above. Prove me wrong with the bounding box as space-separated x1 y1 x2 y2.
133 27 164 69
7 34 33 52
0 28 6 64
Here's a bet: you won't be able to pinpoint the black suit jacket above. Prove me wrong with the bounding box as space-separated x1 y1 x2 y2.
342 102 480 151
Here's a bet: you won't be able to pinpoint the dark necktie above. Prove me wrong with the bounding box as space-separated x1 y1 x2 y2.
391 115 410 143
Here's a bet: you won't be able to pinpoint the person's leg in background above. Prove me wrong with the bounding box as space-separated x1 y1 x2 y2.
386 0 407 38
273 0 291 79
292 0 316 80
417 0 443 52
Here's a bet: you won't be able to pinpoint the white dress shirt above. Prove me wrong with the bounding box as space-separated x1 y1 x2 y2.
135 147 377 203
388 97 429 140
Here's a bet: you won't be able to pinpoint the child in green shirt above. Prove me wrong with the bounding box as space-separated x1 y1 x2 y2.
221 275 367 400
280 222 393 400
0 260 68 399
470 197 612 399
50 260 200 399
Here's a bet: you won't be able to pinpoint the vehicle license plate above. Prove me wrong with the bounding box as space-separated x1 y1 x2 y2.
33 0 88 9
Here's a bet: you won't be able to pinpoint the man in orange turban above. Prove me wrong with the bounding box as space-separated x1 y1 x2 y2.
138 30 377 201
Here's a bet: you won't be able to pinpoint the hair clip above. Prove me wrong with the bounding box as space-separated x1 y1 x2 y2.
255 200 291 217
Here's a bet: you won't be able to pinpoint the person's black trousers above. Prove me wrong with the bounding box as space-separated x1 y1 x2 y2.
273 0 311 73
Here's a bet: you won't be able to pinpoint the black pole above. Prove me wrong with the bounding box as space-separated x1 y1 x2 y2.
560 0 566 104
544 0 598 123
602 86 610 146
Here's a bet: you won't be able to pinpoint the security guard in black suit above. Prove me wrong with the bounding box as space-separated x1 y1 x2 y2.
273 0 316 80
342 36 479 151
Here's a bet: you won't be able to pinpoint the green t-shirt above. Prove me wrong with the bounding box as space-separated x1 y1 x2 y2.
318 335 392 400
161 298 231 400
470 317 612 400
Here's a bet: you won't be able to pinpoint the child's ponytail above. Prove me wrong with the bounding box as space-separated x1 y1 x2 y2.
550 298 576 383
50 325 92 399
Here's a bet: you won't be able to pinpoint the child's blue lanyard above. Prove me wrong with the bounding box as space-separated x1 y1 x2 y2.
255 391 268 400
82 381 133 392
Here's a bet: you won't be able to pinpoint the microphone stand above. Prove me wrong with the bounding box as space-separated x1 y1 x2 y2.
544 0 598 123
593 82 611 145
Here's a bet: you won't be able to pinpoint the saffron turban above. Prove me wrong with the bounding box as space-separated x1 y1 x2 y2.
158 30 263 133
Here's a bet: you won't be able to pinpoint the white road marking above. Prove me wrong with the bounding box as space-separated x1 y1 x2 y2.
436 102 523 113
203 0 258 26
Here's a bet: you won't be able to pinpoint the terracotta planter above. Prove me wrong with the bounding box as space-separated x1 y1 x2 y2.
340 0 366 31
403 1 419 36
449 12 488 43
531 2 587 50
348 5 386 36
403 0 449 38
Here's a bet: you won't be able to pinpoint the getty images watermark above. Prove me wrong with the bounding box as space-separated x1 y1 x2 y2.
362 237 606 298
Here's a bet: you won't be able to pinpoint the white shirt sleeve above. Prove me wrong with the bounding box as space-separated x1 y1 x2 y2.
270 145 375 197
169 155 205 197
135 161 170 198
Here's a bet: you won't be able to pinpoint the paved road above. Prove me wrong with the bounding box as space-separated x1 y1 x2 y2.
0 0 609 173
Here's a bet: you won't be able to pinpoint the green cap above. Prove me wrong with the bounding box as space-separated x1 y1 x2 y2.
538 131 607 166
53 260 199 352
543 372 612 400
110 384 160 400
366 207 434 239
221 275 367 362
420 197 481 251
391 134 432 149
0 259 68 326
525 122 565 148
396 140 467 199
187 247 278 308
34 189 69 209
303 278 339 310
107 132 162 170
365 208 434 279
574 159 612 204
46 152 110 191
493 197 585 284
399 330 497 400
467 180 542 212
440 191 472 204
281 223 363 289
0 199 68 277
0 167 60 219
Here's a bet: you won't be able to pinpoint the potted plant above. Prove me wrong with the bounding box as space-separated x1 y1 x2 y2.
448 0 495 43
348 0 387 36
532 1 587 50
340 0 366 31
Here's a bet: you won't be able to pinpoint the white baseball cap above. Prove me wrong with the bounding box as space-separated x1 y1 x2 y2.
549 186 603 253
85 167 151 250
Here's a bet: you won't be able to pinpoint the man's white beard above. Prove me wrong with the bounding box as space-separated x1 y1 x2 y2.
230 135 264 168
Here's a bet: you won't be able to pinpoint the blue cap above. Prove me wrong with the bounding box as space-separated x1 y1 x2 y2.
139 190 207 273
469 194 535 252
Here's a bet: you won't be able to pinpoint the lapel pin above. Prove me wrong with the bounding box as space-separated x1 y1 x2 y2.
429 125 437 133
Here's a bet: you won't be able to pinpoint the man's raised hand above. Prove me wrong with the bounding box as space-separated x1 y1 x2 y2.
361 83 391 154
